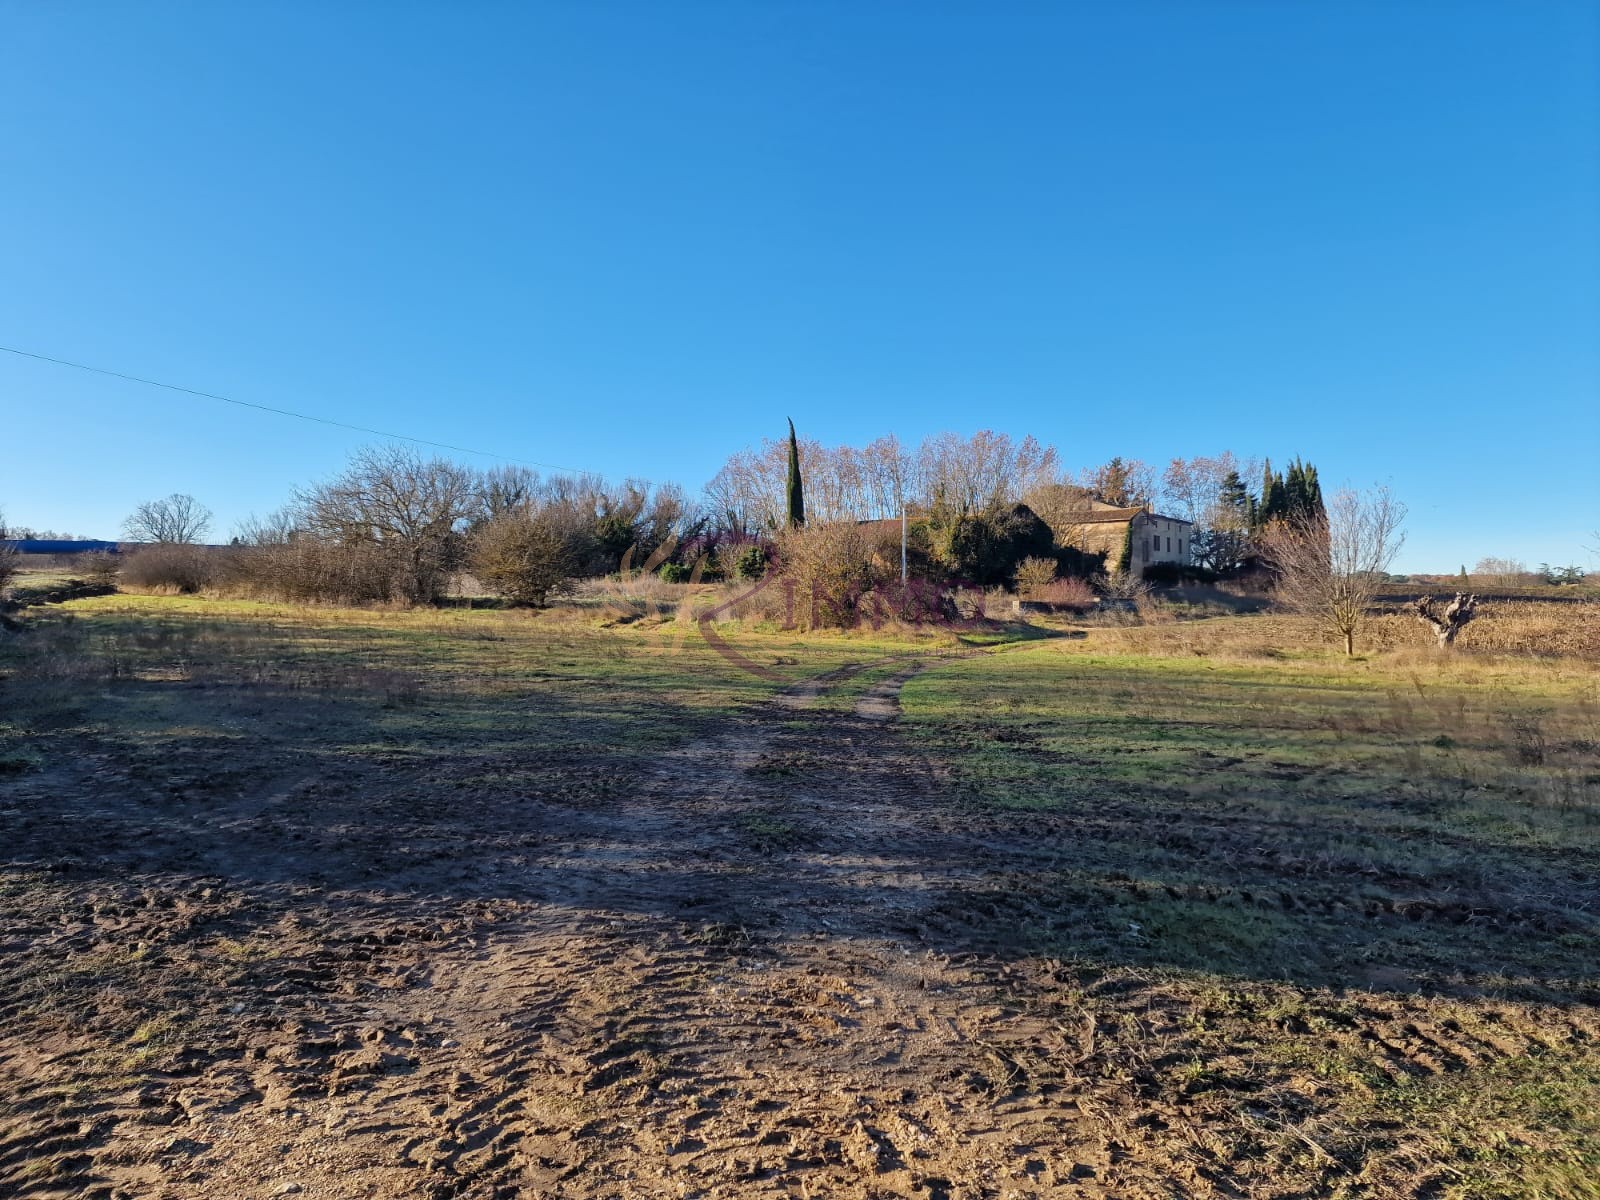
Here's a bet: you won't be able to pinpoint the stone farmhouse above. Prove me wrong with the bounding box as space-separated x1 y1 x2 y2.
1059 502 1192 573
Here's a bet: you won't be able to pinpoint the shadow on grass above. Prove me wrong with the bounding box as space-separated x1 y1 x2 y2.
0 600 1594 1007
1 648 1595 1009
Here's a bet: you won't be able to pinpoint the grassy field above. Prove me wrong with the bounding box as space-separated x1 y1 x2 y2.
903 623 1599 1196
0 593 1595 1198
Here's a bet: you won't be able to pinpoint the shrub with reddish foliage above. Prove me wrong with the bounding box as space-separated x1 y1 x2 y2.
1029 576 1098 607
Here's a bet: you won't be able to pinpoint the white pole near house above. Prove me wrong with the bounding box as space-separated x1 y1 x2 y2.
901 504 908 584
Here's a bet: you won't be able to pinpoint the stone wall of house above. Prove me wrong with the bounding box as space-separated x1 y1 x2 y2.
1071 514 1192 571
1132 513 1190 569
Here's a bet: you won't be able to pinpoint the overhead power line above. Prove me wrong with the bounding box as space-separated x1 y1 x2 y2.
0 343 590 474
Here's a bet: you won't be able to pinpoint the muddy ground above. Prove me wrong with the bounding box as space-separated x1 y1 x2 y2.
1 649 1595 1199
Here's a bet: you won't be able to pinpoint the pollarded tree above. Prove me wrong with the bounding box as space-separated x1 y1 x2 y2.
123 493 212 544
1412 593 1479 649
1265 485 1406 656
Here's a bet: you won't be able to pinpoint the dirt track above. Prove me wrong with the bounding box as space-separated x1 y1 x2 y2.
5 651 1593 1200
1 659 1133 1199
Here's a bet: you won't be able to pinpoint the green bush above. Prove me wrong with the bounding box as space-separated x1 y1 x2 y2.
658 562 691 584
936 504 1055 587
733 544 768 581
1141 561 1219 586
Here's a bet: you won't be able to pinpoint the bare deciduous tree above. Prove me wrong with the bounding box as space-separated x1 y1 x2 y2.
1014 555 1059 597
920 431 1058 521
1472 557 1527 588
858 435 919 521
477 465 543 523
1161 452 1261 571
1021 480 1096 550
123 493 212 544
706 429 1053 533
704 440 790 534
1265 485 1406 656
470 510 584 606
294 446 479 604
0 508 17 597
776 520 894 629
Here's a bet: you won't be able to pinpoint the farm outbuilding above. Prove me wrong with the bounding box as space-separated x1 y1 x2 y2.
1053 502 1191 573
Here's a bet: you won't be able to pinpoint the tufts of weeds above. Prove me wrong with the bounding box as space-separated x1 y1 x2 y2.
1508 715 1547 766
735 811 805 851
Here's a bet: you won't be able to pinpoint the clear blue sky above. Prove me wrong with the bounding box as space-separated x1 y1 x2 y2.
2 1 1596 572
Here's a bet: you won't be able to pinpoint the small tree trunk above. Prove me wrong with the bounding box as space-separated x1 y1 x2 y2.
1344 629 1354 656
1412 594 1478 650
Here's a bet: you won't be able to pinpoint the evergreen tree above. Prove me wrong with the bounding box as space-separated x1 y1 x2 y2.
1286 460 1307 518
1302 461 1324 520
785 418 805 529
1092 456 1144 507
1202 469 1256 573
1255 457 1323 529
1281 457 1325 524
1259 460 1287 527
1219 470 1252 518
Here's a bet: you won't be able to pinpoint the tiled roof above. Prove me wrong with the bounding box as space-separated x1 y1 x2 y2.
1057 507 1191 526
1059 507 1145 524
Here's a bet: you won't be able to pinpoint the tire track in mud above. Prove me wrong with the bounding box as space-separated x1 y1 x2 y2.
293 655 1600 1199
269 654 1120 1199
6 655 1594 1199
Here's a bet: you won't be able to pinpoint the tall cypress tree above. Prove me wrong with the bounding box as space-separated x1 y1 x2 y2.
1259 459 1287 527
1285 460 1305 518
1279 458 1325 524
1303 462 1324 520
785 418 805 529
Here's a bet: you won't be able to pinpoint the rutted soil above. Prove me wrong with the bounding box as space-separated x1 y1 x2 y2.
0 658 1593 1199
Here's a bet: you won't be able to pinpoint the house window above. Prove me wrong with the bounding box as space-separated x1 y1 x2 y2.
1178 538 1184 556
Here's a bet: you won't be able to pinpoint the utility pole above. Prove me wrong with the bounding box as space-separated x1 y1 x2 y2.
901 503 908 584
